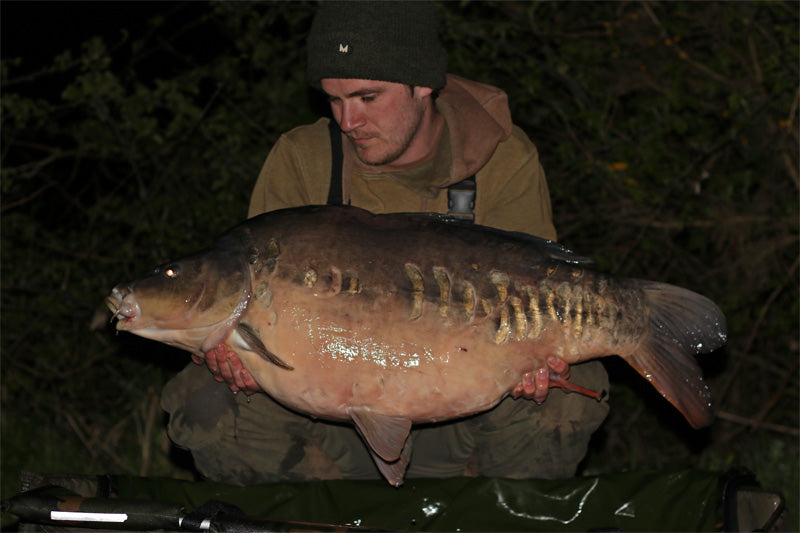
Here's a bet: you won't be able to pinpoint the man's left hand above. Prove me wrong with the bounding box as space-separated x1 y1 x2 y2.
510 356 571 403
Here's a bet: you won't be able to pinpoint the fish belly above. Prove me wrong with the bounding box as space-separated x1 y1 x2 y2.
231 281 570 424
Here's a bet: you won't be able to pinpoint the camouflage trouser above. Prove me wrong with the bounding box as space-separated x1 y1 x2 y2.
161 361 609 485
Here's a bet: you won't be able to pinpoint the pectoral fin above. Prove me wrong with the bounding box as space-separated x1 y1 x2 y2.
235 322 294 370
349 406 413 487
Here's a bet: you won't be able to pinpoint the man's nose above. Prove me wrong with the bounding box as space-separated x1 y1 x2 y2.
338 102 366 132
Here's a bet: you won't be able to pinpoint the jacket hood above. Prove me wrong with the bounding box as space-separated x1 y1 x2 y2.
436 74 513 186
346 74 514 195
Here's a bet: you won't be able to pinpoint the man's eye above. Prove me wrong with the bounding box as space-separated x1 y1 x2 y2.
361 95 376 103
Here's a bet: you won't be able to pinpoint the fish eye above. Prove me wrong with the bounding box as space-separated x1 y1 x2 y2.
163 264 180 278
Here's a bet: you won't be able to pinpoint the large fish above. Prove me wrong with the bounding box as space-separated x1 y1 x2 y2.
106 205 726 486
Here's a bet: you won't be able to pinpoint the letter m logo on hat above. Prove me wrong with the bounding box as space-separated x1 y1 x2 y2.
338 42 350 54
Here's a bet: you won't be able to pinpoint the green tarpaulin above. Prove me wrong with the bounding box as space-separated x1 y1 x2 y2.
5 468 787 531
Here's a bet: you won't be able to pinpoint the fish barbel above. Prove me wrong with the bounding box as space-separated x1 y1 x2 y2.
106 205 727 485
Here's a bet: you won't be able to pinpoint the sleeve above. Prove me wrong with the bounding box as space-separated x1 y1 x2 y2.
476 126 558 241
248 119 333 218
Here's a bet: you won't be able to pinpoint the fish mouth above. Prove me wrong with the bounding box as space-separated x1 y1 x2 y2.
105 286 140 327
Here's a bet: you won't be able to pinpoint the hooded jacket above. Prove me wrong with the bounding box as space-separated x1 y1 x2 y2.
248 74 557 241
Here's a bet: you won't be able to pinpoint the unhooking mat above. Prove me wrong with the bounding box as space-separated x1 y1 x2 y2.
4 468 788 531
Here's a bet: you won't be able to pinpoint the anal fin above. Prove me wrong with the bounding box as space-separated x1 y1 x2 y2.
366 433 412 487
349 406 413 486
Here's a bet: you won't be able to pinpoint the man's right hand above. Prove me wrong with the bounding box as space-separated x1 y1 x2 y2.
192 344 262 395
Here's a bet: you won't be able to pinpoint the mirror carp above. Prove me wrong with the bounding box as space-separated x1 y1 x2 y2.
106 205 727 486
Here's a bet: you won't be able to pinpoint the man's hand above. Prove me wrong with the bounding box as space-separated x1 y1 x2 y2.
191 344 262 395
510 356 571 403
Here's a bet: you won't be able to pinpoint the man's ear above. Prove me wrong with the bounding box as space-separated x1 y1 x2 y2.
413 86 434 99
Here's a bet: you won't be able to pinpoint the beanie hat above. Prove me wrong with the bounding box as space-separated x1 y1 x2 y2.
307 1 448 90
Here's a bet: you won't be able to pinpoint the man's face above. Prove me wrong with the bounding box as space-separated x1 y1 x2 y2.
321 79 433 167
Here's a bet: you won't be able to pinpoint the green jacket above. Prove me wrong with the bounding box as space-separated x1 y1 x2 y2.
249 74 557 241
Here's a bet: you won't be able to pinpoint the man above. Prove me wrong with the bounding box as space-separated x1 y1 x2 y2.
162 1 609 485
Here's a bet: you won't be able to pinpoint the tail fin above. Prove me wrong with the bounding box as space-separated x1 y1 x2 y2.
624 281 727 428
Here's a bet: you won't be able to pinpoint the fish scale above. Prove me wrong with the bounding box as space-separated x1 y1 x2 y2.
106 204 726 486
385 257 645 350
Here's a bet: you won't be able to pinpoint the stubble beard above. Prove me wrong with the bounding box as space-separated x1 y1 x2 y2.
349 101 426 167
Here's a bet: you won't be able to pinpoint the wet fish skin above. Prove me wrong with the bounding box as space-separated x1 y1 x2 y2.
106 205 727 486
107 249 251 356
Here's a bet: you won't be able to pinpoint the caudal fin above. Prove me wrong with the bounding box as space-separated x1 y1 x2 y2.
624 281 727 428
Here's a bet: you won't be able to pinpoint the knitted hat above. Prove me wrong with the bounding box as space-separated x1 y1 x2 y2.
307 1 448 90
